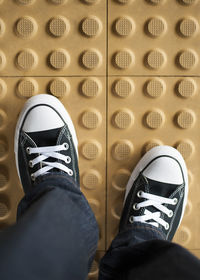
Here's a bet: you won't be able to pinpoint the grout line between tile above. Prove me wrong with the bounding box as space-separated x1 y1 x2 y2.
105 0 109 252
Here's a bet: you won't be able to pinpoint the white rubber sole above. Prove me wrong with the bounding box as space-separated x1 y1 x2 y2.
124 145 188 229
14 94 79 183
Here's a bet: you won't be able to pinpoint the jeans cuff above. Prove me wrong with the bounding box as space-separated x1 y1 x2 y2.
17 173 80 219
116 222 166 247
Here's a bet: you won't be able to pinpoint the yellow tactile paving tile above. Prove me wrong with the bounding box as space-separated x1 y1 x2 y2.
0 0 200 265
107 76 200 250
109 0 200 75
0 0 106 76
0 77 106 249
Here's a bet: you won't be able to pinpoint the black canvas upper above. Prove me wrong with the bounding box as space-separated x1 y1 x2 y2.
119 162 185 241
18 114 79 195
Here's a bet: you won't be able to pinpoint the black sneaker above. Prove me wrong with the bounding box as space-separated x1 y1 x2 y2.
119 146 188 241
14 94 79 194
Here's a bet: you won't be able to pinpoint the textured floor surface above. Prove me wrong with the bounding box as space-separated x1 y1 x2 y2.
0 0 200 278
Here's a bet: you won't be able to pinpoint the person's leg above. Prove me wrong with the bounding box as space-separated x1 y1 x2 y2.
0 94 99 280
99 146 200 280
0 174 98 280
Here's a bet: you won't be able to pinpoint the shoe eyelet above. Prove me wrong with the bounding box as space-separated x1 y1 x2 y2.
26 147 31 154
173 198 178 205
137 191 143 198
66 156 71 164
133 203 140 210
168 210 173 218
29 160 33 168
165 223 169 230
31 174 35 181
63 143 69 150
68 170 73 176
129 216 134 224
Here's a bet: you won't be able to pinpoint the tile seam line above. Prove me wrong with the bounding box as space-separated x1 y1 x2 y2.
105 0 108 252
1 75 200 78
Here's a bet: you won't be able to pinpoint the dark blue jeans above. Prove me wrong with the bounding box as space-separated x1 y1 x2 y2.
0 174 199 280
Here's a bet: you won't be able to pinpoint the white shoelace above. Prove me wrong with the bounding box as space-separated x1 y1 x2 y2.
130 191 178 230
26 143 73 180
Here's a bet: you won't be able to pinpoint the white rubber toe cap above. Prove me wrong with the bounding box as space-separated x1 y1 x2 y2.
143 156 184 185
22 105 64 133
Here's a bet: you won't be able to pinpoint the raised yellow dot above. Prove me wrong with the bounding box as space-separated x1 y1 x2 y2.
146 0 164 4
81 78 101 98
146 79 165 98
112 169 131 190
179 0 196 5
143 140 163 154
0 79 7 98
88 260 99 276
48 16 69 37
0 50 6 70
174 226 191 245
17 78 38 98
175 140 194 160
81 140 102 160
176 110 195 129
177 50 197 70
114 49 134 69
82 169 102 189
115 0 134 4
112 200 124 219
49 49 70 70
113 78 134 98
0 173 7 188
16 49 38 71
0 109 7 128
176 79 196 98
185 200 192 217
146 50 166 69
147 17 166 37
15 0 35 5
0 202 8 217
112 140 133 161
145 110 164 129
88 199 100 216
179 18 198 37
82 0 100 4
0 141 7 159
49 78 70 98
81 49 101 69
82 109 102 129
15 17 37 38
0 18 5 37
188 170 193 185
114 109 134 129
49 0 67 4
81 16 102 37
115 17 134 36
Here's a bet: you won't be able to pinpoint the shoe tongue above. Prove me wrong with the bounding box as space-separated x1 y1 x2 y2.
142 176 180 218
146 177 179 198
26 127 62 147
26 127 63 174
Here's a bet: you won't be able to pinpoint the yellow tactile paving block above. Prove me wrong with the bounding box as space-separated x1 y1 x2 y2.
109 0 200 75
0 77 106 249
107 76 200 250
0 0 200 271
0 0 106 76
